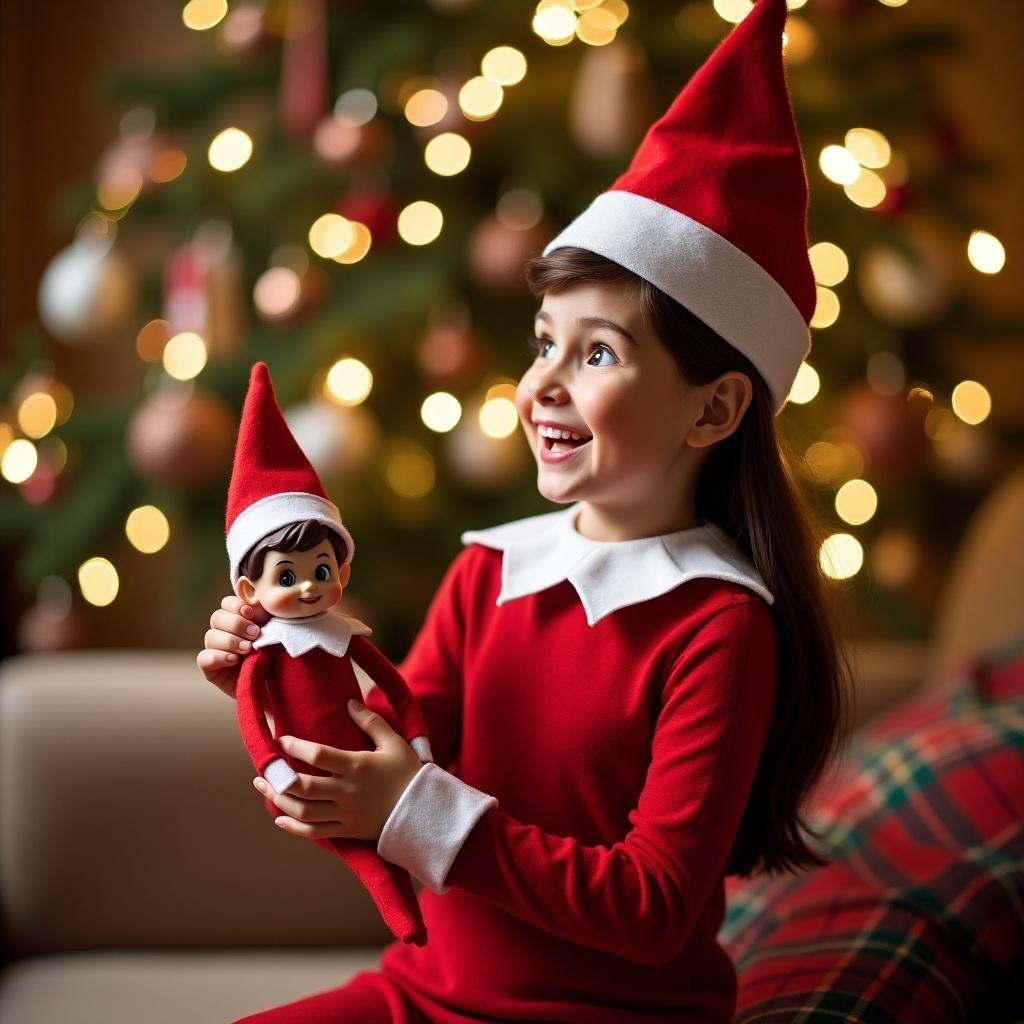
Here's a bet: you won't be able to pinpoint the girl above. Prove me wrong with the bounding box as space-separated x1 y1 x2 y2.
199 0 852 1019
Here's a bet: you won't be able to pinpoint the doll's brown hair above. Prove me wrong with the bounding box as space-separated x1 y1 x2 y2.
524 245 854 879
239 520 349 584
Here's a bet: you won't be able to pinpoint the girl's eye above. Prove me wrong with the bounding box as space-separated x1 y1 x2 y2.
278 570 296 587
315 564 331 582
588 344 617 367
527 334 555 359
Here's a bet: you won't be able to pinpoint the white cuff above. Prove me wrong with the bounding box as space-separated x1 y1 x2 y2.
377 762 497 895
410 735 434 763
264 757 298 795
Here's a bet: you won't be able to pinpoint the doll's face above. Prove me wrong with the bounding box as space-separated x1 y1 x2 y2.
236 543 350 619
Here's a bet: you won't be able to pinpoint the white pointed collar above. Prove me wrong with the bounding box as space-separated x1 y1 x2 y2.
460 503 773 627
251 607 373 658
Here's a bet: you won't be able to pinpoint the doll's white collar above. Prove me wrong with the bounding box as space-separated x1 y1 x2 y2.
460 503 774 627
251 607 372 658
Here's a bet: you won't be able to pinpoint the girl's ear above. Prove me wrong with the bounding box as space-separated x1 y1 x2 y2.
236 576 257 604
339 562 352 587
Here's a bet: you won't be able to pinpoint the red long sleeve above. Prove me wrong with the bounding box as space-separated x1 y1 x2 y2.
376 543 779 1023
347 634 428 746
362 547 472 771
443 599 777 964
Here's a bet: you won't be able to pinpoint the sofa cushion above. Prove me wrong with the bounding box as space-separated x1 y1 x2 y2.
721 631 1024 1024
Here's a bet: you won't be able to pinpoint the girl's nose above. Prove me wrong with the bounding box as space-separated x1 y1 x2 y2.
528 362 569 404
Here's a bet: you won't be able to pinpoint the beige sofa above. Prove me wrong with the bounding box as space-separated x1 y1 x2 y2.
2 466 1022 1024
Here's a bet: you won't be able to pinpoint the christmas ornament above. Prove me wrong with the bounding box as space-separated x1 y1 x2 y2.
542 0 816 415
835 381 930 483
226 361 432 946
38 231 136 346
163 221 247 358
416 309 488 389
335 185 400 248
126 385 236 489
568 36 657 159
277 0 329 140
467 215 557 296
218 1 275 57
857 224 956 329
314 113 394 170
284 398 381 479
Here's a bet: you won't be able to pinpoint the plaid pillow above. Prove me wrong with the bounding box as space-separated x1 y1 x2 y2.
722 632 1024 1024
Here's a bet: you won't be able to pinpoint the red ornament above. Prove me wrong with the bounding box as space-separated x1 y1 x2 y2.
467 215 558 297
277 0 329 140
835 381 930 482
127 386 236 490
872 181 911 218
335 186 400 247
416 318 488 389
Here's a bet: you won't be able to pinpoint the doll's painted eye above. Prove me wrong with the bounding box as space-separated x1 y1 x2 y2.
278 570 296 587
315 564 331 582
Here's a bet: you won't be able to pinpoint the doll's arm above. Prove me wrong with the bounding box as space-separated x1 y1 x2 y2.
348 635 432 762
235 645 297 795
378 599 777 967
361 546 480 771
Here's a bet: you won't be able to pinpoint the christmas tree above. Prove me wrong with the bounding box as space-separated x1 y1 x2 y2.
1 0 1020 654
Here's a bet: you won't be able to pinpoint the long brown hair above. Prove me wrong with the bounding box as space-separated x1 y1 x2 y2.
524 246 854 877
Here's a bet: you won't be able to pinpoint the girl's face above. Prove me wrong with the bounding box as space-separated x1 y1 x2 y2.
239 544 349 619
515 280 705 536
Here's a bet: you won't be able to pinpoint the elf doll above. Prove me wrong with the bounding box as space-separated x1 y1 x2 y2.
225 361 433 947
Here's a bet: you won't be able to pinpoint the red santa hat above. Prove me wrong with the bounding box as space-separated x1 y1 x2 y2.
542 0 815 415
225 361 354 587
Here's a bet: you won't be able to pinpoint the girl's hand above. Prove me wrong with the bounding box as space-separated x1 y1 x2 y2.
197 595 271 699
254 700 423 843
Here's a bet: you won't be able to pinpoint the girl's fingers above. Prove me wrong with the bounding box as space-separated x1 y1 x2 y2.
209 609 262 642
220 594 248 614
204 626 255 655
279 735 356 775
256 782 341 822
274 816 347 840
196 648 236 673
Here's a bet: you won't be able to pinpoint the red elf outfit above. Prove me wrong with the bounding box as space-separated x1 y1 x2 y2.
225 361 435 947
237 0 817 1019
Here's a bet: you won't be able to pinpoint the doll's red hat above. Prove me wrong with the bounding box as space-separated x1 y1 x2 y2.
225 361 354 586
542 0 815 414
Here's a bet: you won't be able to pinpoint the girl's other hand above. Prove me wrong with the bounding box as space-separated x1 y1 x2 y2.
254 702 424 842
197 595 270 699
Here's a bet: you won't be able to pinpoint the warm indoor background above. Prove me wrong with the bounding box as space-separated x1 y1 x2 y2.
1 0 1022 660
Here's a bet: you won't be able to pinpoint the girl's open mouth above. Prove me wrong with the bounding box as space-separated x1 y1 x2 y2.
299 596 321 604
536 423 593 464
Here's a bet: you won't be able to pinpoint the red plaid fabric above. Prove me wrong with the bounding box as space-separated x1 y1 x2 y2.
721 632 1024 1023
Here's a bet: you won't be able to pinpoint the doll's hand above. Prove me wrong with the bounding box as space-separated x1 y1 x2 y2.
252 699 424 843
197 595 271 699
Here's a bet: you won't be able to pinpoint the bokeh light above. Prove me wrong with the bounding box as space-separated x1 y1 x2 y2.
819 533 864 580
397 201 443 245
78 557 119 607
163 331 208 380
208 127 253 172
421 392 462 433
125 505 171 554
325 358 373 406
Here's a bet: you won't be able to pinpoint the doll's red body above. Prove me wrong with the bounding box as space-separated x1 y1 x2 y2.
235 629 430 947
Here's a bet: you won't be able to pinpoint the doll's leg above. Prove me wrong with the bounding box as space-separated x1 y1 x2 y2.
230 969 421 1023
330 837 428 947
